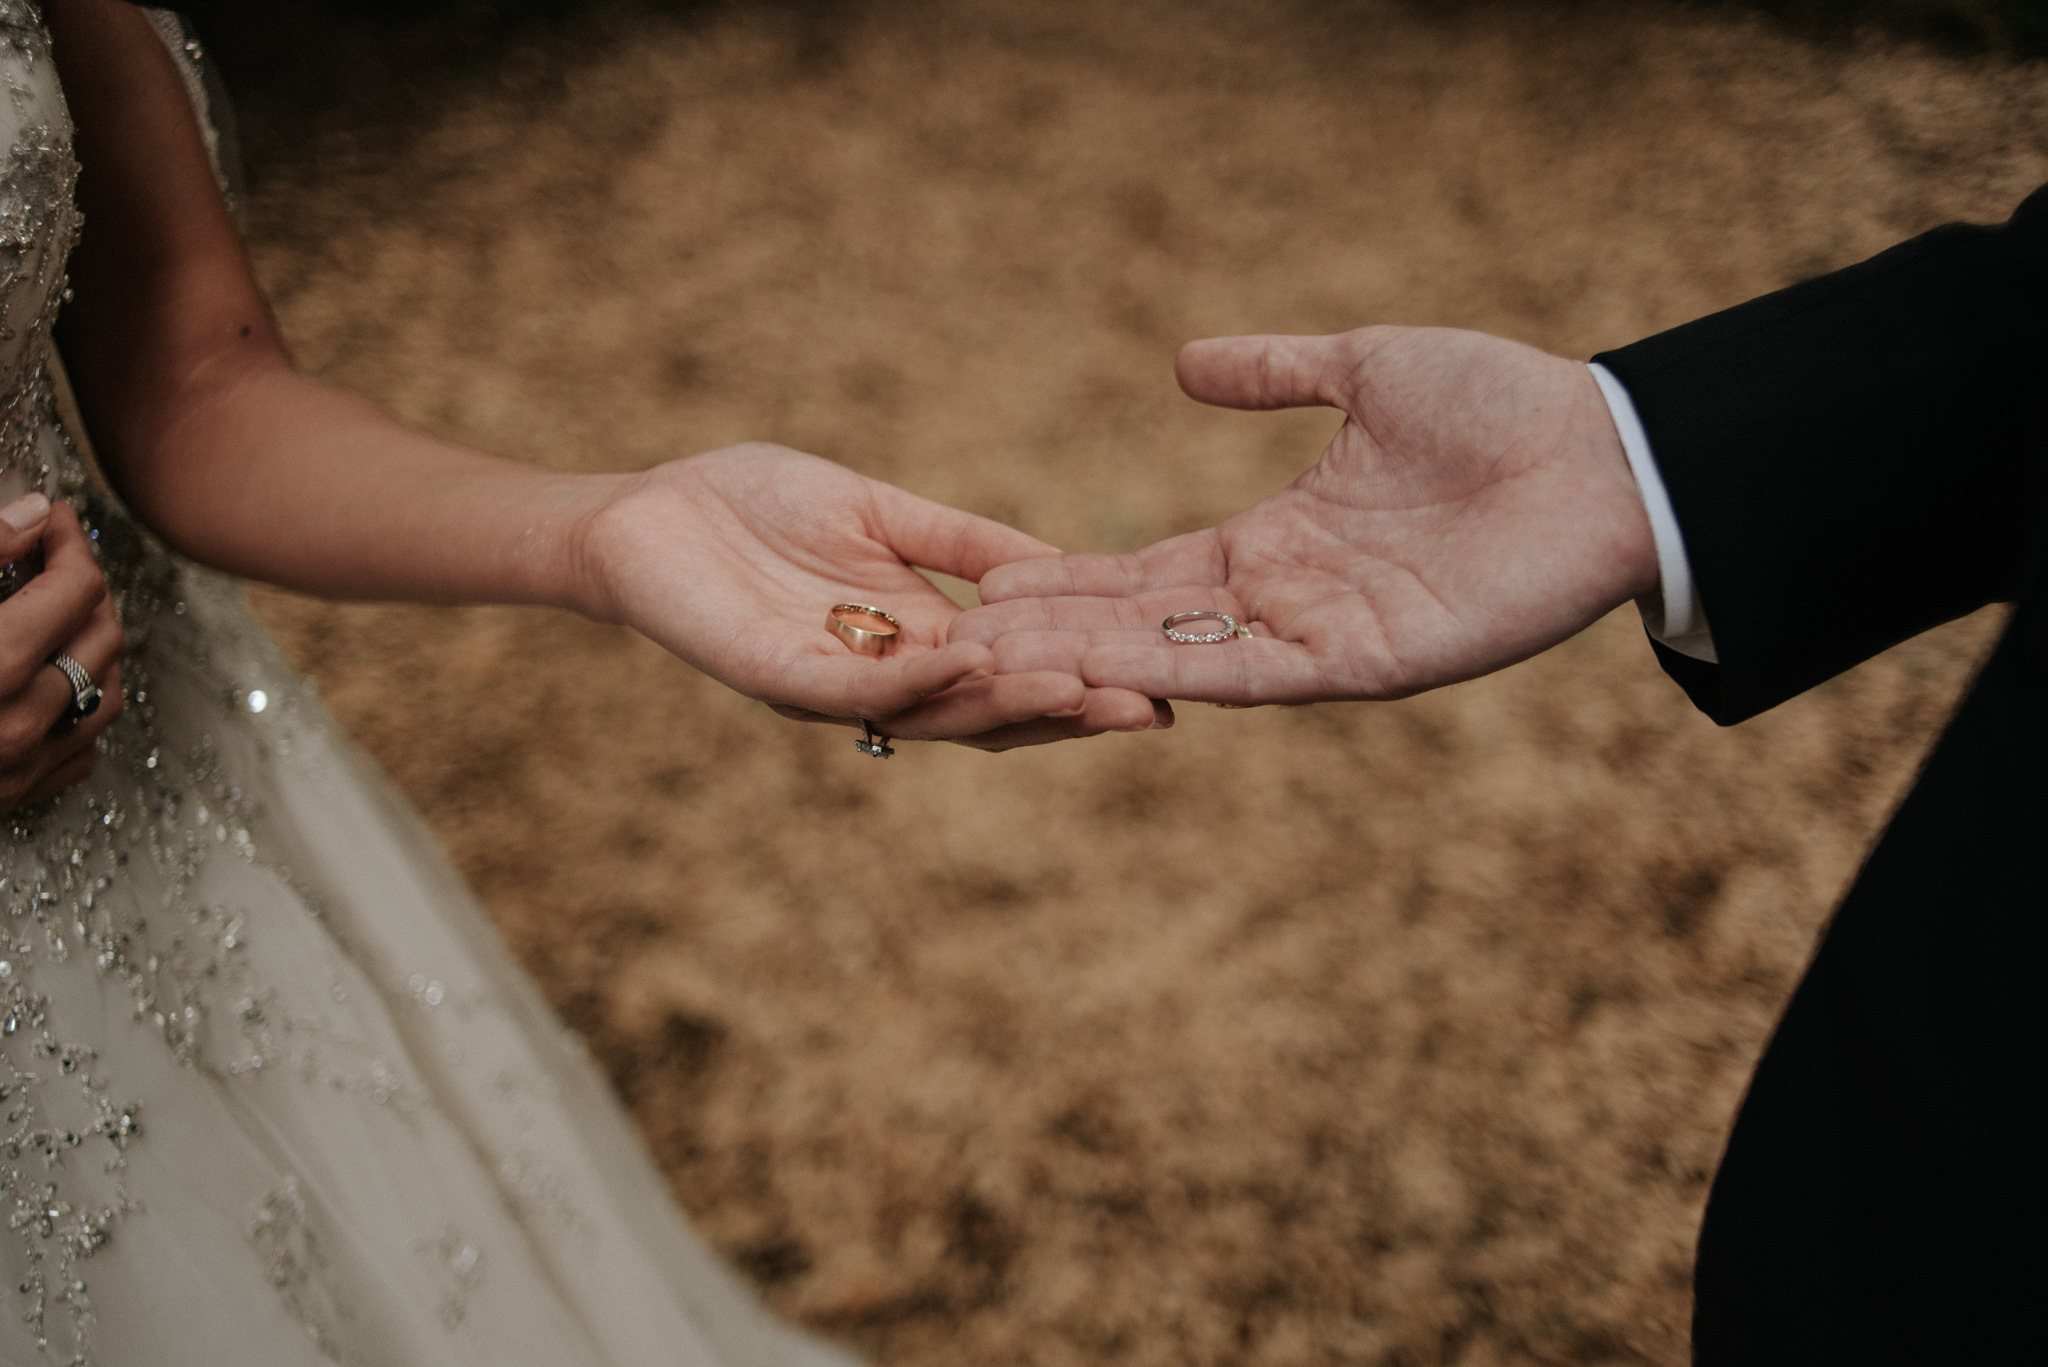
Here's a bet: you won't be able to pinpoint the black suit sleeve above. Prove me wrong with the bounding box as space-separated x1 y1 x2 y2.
1591 184 2048 724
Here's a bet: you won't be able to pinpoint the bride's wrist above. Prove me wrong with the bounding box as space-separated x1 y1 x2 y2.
560 469 657 625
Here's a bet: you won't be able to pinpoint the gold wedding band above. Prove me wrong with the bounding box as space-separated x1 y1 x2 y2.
826 603 901 657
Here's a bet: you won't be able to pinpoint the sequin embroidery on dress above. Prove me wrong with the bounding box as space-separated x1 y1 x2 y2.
0 8 123 1358
0 10 861 1366
0 5 76 493
0 9 418 1361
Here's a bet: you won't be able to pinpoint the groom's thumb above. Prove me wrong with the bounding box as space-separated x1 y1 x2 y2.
1175 332 1359 413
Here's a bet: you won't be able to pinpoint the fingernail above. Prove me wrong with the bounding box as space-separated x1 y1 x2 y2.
1049 703 1086 718
0 493 48 533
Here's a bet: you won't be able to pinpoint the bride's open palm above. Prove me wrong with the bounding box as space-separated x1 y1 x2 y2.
587 442 1162 748
955 327 1660 704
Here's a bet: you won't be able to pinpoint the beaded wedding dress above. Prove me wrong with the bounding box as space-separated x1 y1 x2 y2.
0 9 855 1365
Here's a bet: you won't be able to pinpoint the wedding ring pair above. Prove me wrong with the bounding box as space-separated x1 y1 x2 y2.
1161 610 1252 644
832 600 1256 651
825 602 1253 750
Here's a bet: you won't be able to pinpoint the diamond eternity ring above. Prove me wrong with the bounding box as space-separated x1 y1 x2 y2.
1161 610 1240 644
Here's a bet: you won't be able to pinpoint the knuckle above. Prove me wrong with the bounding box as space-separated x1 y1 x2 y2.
0 716 42 764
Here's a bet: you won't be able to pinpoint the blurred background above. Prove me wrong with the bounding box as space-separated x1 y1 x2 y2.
185 1 2045 1362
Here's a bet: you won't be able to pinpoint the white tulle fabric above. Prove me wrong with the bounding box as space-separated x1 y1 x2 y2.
0 9 854 1365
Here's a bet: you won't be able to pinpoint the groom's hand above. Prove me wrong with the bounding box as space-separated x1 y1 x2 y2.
953 327 1661 705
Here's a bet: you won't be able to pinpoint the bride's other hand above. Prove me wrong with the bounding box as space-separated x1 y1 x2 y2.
0 497 125 812
579 443 1161 750
956 327 1660 706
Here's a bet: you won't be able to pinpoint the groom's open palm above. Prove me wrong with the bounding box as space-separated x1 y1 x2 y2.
955 327 1661 705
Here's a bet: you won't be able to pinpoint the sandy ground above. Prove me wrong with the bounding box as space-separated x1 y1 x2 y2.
227 3 2047 1362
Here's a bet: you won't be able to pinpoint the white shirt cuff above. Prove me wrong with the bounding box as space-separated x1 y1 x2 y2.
1588 363 1717 664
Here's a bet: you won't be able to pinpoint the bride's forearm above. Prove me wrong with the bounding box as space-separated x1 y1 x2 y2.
47 0 632 618
123 360 637 616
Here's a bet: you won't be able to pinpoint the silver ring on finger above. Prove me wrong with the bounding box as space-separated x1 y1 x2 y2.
854 719 894 759
49 653 101 722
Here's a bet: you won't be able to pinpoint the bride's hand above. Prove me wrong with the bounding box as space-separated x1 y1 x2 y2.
579 443 1164 750
0 496 125 812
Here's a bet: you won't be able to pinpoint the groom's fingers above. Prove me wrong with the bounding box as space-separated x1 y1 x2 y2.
975 551 1145 604
1175 331 1369 412
954 593 1164 646
884 672 1148 741
897 670 1086 737
976 530 1226 605
776 639 996 719
866 482 1062 584
1080 636 1329 703
988 628 1327 704
943 693 1174 753
985 628 1100 674
770 677 1163 747
958 584 1249 649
